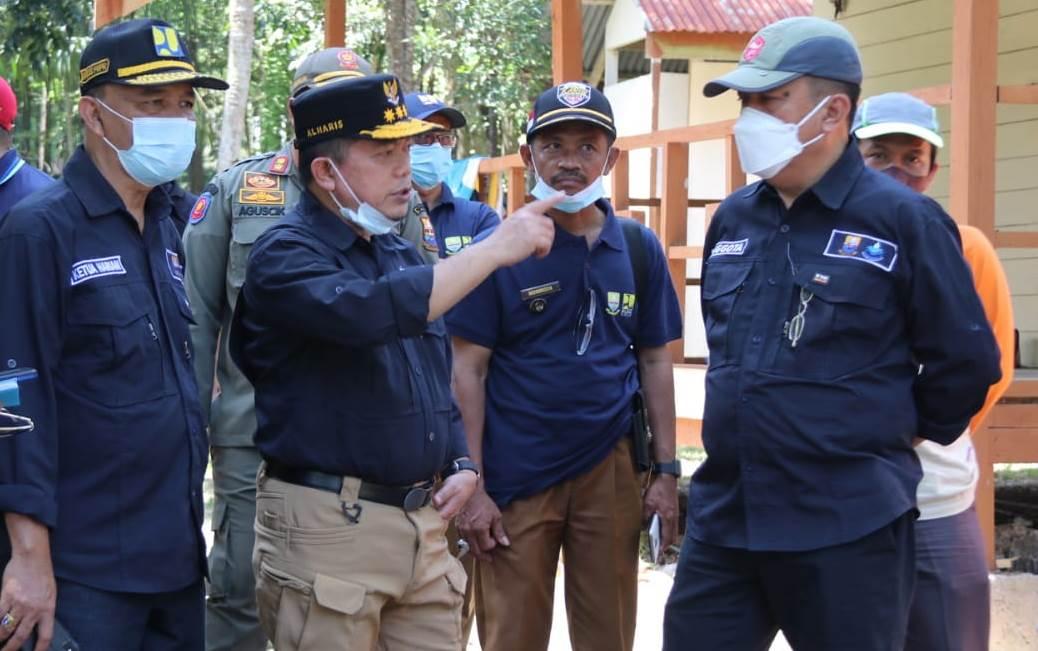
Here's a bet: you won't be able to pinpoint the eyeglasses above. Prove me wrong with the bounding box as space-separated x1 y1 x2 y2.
573 288 597 356
0 408 34 437
412 132 458 147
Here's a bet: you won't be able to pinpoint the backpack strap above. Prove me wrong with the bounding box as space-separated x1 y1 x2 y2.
618 217 648 349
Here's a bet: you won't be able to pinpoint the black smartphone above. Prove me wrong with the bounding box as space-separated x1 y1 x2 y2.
21 619 79 651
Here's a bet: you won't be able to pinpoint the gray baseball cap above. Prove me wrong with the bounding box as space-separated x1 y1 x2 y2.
704 17 863 97
853 92 944 148
291 47 374 97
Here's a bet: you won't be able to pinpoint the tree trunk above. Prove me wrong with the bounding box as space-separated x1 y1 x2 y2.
385 0 415 90
217 0 256 171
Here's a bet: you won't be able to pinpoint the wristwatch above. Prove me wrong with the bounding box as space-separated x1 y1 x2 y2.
653 460 682 478
443 457 480 479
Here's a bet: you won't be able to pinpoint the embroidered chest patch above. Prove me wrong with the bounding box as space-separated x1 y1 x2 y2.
710 239 748 257
166 249 185 284
70 256 126 286
823 230 899 272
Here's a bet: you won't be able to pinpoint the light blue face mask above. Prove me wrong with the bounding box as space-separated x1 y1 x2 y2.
530 159 608 213
325 161 398 236
95 98 196 188
410 144 453 190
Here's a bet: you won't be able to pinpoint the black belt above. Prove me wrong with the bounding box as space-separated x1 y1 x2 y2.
264 460 434 512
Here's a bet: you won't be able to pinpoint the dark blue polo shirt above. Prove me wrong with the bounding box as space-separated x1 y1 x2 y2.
0 149 54 222
690 143 1001 552
446 199 683 507
230 192 468 485
0 147 208 592
420 184 500 258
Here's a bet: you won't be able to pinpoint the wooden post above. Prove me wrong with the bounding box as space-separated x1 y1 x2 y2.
507 166 527 217
661 142 689 363
950 0 1000 567
94 0 152 28
612 150 630 212
724 133 744 195
325 0 346 47
551 0 583 83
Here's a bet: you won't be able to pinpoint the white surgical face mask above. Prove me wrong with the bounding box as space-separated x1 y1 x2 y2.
94 98 197 187
530 158 608 213
324 161 397 236
732 95 831 179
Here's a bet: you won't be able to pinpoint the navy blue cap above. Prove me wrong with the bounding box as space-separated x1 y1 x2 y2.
403 92 466 129
526 82 616 140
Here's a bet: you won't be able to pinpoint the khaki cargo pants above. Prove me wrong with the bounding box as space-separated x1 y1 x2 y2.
252 468 467 650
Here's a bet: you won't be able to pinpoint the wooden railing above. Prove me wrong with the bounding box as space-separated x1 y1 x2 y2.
476 81 1038 567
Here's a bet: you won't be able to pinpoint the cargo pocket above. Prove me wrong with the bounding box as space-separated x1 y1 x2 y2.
443 560 468 645
206 499 230 602
229 218 278 289
255 562 313 649
297 574 368 648
701 261 754 368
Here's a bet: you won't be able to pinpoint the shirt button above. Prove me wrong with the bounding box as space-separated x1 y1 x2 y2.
767 278 776 286
752 335 762 344
740 396 748 403
428 431 435 441
335 286 344 294
779 224 790 233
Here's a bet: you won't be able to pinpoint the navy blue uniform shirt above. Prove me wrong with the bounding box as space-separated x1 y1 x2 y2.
162 180 198 236
415 183 500 258
230 192 468 485
690 143 1001 552
446 199 683 507
0 147 208 592
0 149 54 223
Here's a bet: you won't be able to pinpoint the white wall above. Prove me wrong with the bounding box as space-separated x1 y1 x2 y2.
605 0 648 52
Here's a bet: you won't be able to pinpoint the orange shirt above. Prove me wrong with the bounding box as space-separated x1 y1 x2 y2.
959 224 1015 430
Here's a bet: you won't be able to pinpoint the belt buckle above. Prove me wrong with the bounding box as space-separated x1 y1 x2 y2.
403 486 431 512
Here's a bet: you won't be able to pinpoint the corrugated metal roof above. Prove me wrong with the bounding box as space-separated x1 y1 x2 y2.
639 0 813 34
583 3 612 74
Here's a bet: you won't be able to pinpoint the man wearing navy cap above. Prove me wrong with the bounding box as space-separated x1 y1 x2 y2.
0 18 226 650
663 17 1001 651
229 73 558 649
449 81 683 651
0 75 54 223
854 92 1014 651
403 91 500 261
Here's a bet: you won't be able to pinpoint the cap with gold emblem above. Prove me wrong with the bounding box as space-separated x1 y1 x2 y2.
291 74 438 147
79 18 228 93
291 47 375 97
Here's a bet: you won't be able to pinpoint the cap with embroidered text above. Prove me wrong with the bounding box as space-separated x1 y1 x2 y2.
79 18 228 93
526 82 616 140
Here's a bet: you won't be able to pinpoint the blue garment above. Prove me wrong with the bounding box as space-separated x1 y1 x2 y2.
419 183 500 258
663 511 916 651
446 200 683 507
0 146 208 593
690 143 1001 552
0 149 54 223
230 192 468 485
161 179 198 236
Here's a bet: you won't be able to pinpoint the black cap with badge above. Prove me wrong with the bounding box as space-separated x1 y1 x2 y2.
526 81 616 141
291 73 438 148
79 18 228 93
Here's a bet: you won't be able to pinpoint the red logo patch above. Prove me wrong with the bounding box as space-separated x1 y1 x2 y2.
338 50 359 70
189 193 211 224
742 35 766 63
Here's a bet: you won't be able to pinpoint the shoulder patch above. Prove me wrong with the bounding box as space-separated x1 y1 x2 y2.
70 256 126 286
268 155 291 175
823 230 899 272
420 215 438 253
189 192 213 225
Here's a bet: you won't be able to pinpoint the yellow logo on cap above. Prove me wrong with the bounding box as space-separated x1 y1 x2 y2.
80 59 110 85
383 79 400 105
153 26 184 58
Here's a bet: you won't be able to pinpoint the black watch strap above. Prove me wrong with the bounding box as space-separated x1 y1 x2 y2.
444 457 480 479
653 460 681 477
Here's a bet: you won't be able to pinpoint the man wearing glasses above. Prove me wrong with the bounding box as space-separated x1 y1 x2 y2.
403 92 500 260
449 82 683 651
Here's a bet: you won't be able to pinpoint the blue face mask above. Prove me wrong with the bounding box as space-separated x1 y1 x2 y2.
325 161 398 236
530 159 608 213
95 98 196 188
410 144 453 190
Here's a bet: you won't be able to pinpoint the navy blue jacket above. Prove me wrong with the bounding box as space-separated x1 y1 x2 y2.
230 192 468 485
0 149 54 223
688 143 1001 552
0 147 208 592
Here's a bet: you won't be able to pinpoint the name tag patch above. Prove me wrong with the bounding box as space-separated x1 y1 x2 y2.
70 256 126 286
520 281 561 302
823 230 898 272
710 239 748 257
166 249 184 284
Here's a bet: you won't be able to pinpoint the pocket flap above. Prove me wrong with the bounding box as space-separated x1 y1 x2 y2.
312 573 366 615
794 264 892 310
702 262 753 300
444 560 468 595
67 287 149 326
232 218 278 245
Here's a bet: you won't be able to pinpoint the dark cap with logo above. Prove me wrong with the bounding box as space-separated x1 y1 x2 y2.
79 18 228 93
291 73 438 148
526 81 616 140
403 92 467 129
703 16 862 97
291 48 375 97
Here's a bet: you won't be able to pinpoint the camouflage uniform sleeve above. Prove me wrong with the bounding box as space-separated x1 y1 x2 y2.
182 171 234 426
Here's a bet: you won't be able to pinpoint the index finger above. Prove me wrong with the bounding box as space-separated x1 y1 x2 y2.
523 192 566 213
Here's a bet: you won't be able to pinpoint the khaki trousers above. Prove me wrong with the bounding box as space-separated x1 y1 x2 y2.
252 469 466 650
476 438 643 651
